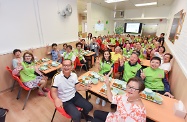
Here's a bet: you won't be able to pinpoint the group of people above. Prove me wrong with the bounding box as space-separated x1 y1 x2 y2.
11 32 174 122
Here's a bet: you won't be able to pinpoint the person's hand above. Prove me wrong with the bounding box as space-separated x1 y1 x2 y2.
104 75 110 87
164 92 174 98
140 69 146 80
54 98 62 108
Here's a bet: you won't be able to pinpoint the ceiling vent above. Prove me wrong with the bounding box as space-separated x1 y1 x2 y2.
114 11 124 18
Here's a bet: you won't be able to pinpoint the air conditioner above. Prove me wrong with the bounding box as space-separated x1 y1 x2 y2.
114 11 124 18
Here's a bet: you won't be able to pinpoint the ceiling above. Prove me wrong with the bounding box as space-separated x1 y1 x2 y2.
77 0 174 15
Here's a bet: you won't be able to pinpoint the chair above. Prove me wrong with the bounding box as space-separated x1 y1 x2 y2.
48 91 84 122
75 57 87 73
12 75 45 110
6 66 16 92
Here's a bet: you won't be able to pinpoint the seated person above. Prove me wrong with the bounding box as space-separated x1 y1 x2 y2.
89 37 100 57
92 77 146 122
46 43 60 62
12 49 23 75
122 43 133 58
51 59 93 122
143 48 152 60
118 52 142 82
19 52 49 96
96 50 114 106
159 53 173 74
80 39 88 50
58 43 67 63
74 42 89 70
123 40 130 48
151 46 165 63
60 45 76 62
110 46 122 62
110 35 116 45
137 57 174 98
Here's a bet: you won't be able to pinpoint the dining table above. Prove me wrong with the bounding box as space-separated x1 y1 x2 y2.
78 71 185 122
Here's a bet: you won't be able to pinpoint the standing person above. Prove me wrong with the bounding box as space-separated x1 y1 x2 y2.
90 37 100 57
158 33 165 46
96 50 114 106
87 33 93 47
92 77 146 122
51 59 93 122
46 43 60 62
19 52 49 96
118 52 142 82
137 57 174 98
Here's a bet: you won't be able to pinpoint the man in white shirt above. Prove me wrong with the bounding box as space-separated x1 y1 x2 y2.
159 53 173 74
51 59 93 122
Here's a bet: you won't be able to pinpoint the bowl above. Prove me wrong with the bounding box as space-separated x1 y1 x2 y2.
43 63 48 66
91 78 98 85
154 94 163 103
144 88 153 94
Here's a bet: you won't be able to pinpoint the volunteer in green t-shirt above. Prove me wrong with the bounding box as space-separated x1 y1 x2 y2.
110 35 116 45
19 52 49 96
118 52 142 82
137 57 174 98
96 50 114 107
123 43 133 58
73 42 89 71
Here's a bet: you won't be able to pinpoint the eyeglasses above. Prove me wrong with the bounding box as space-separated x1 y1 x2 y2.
126 85 139 92
25 55 31 57
62 65 72 67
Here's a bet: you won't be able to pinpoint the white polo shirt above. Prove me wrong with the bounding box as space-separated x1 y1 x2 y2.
159 62 171 72
52 71 79 102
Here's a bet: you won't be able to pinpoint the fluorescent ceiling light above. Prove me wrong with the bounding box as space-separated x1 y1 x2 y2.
105 0 128 3
84 10 87 13
135 2 157 7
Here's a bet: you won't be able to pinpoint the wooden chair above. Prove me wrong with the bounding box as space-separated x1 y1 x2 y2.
12 75 45 110
6 66 16 92
48 91 84 122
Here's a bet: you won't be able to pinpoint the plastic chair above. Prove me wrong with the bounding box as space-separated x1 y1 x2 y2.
12 75 45 110
75 57 87 73
6 66 16 92
48 91 83 122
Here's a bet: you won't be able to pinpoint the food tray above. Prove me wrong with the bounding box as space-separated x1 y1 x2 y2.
140 91 163 104
99 84 125 96
112 79 126 90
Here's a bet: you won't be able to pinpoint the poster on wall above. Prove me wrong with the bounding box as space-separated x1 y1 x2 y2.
95 23 104 31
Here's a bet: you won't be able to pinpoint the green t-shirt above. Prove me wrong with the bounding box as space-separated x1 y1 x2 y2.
119 38 123 44
73 49 84 60
20 62 36 82
143 67 165 91
123 48 133 57
99 60 114 75
110 38 116 44
123 62 142 81
63 52 74 60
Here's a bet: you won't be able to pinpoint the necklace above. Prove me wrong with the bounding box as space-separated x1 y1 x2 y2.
127 97 140 102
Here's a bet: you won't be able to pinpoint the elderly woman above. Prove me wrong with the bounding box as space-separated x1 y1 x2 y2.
92 77 146 122
110 46 122 62
19 52 49 96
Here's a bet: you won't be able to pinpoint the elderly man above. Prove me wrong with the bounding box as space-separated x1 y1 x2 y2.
159 53 173 74
51 59 93 122
118 52 142 82
110 46 122 62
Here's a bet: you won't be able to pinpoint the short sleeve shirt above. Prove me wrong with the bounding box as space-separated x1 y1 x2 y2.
51 50 59 61
159 63 171 72
52 71 78 102
106 94 146 122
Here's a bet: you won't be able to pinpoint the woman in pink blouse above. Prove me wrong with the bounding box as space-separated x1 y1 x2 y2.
92 77 146 122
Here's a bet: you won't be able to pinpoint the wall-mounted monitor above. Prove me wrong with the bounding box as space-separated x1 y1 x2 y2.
124 23 142 33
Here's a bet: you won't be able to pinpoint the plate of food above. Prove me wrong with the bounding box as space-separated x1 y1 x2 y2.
112 79 126 90
99 84 125 96
78 78 91 85
51 61 60 67
90 72 100 79
99 76 112 82
39 66 48 71
140 90 163 104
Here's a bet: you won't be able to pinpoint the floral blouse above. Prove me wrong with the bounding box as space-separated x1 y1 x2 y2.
106 94 146 122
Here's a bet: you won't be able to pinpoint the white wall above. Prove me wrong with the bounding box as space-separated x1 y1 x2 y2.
0 0 78 54
87 2 114 36
165 0 187 78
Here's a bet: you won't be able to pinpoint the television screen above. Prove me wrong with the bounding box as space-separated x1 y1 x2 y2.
124 23 142 33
